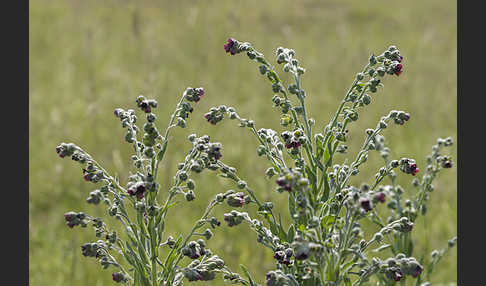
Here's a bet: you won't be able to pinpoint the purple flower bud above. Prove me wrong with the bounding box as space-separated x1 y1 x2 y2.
64 212 77 222
360 198 372 212
394 270 403 281
56 146 65 158
394 63 403 76
376 192 386 203
112 272 125 283
140 101 152 113
227 192 245 208
411 265 423 278
224 38 238 55
114 108 123 118
410 163 419 176
273 251 285 261
84 173 92 182
443 160 453 168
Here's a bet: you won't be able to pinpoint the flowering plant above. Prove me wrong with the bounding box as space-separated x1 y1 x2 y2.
204 38 456 286
57 38 456 286
57 89 254 285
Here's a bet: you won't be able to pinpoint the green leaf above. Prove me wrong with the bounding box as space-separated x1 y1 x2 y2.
288 194 296 221
321 174 330 203
240 264 258 286
157 140 169 161
287 225 295 243
298 224 306 232
321 215 336 229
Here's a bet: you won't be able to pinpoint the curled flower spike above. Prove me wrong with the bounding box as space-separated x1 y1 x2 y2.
56 142 77 158
185 87 205 103
226 192 245 207
224 38 238 55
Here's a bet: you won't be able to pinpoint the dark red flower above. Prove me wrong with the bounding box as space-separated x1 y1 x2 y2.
360 198 372 212
376 192 386 203
224 38 238 55
411 265 423 278
410 163 419 176
444 160 452 168
394 63 403 76
112 272 124 283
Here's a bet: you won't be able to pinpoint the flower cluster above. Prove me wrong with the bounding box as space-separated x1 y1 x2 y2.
182 239 210 260
265 270 299 286
224 38 251 55
184 87 205 103
64 211 88 228
399 158 420 176
281 129 305 150
275 168 309 193
223 210 249 227
182 255 226 282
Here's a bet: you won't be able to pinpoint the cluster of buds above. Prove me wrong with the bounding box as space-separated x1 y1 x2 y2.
281 129 305 150
126 181 147 199
388 110 411 125
371 45 404 76
381 254 423 280
111 272 128 283
184 135 224 174
86 189 103 205
113 107 140 144
374 217 414 243
181 239 209 259
399 158 419 176
275 47 305 75
182 255 225 282
184 87 205 103
225 191 246 208
81 240 106 258
64 211 88 228
207 142 223 161
204 105 226 125
55 142 77 158
436 154 454 169
265 270 299 286
359 193 386 213
215 189 250 208
83 167 104 183
275 168 309 193
135 96 158 113
273 247 293 266
223 210 249 227
224 38 251 55
56 143 104 183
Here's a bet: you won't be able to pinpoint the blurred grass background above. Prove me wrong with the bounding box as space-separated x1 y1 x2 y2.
29 0 456 285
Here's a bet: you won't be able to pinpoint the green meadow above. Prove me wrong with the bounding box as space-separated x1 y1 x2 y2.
29 0 456 285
